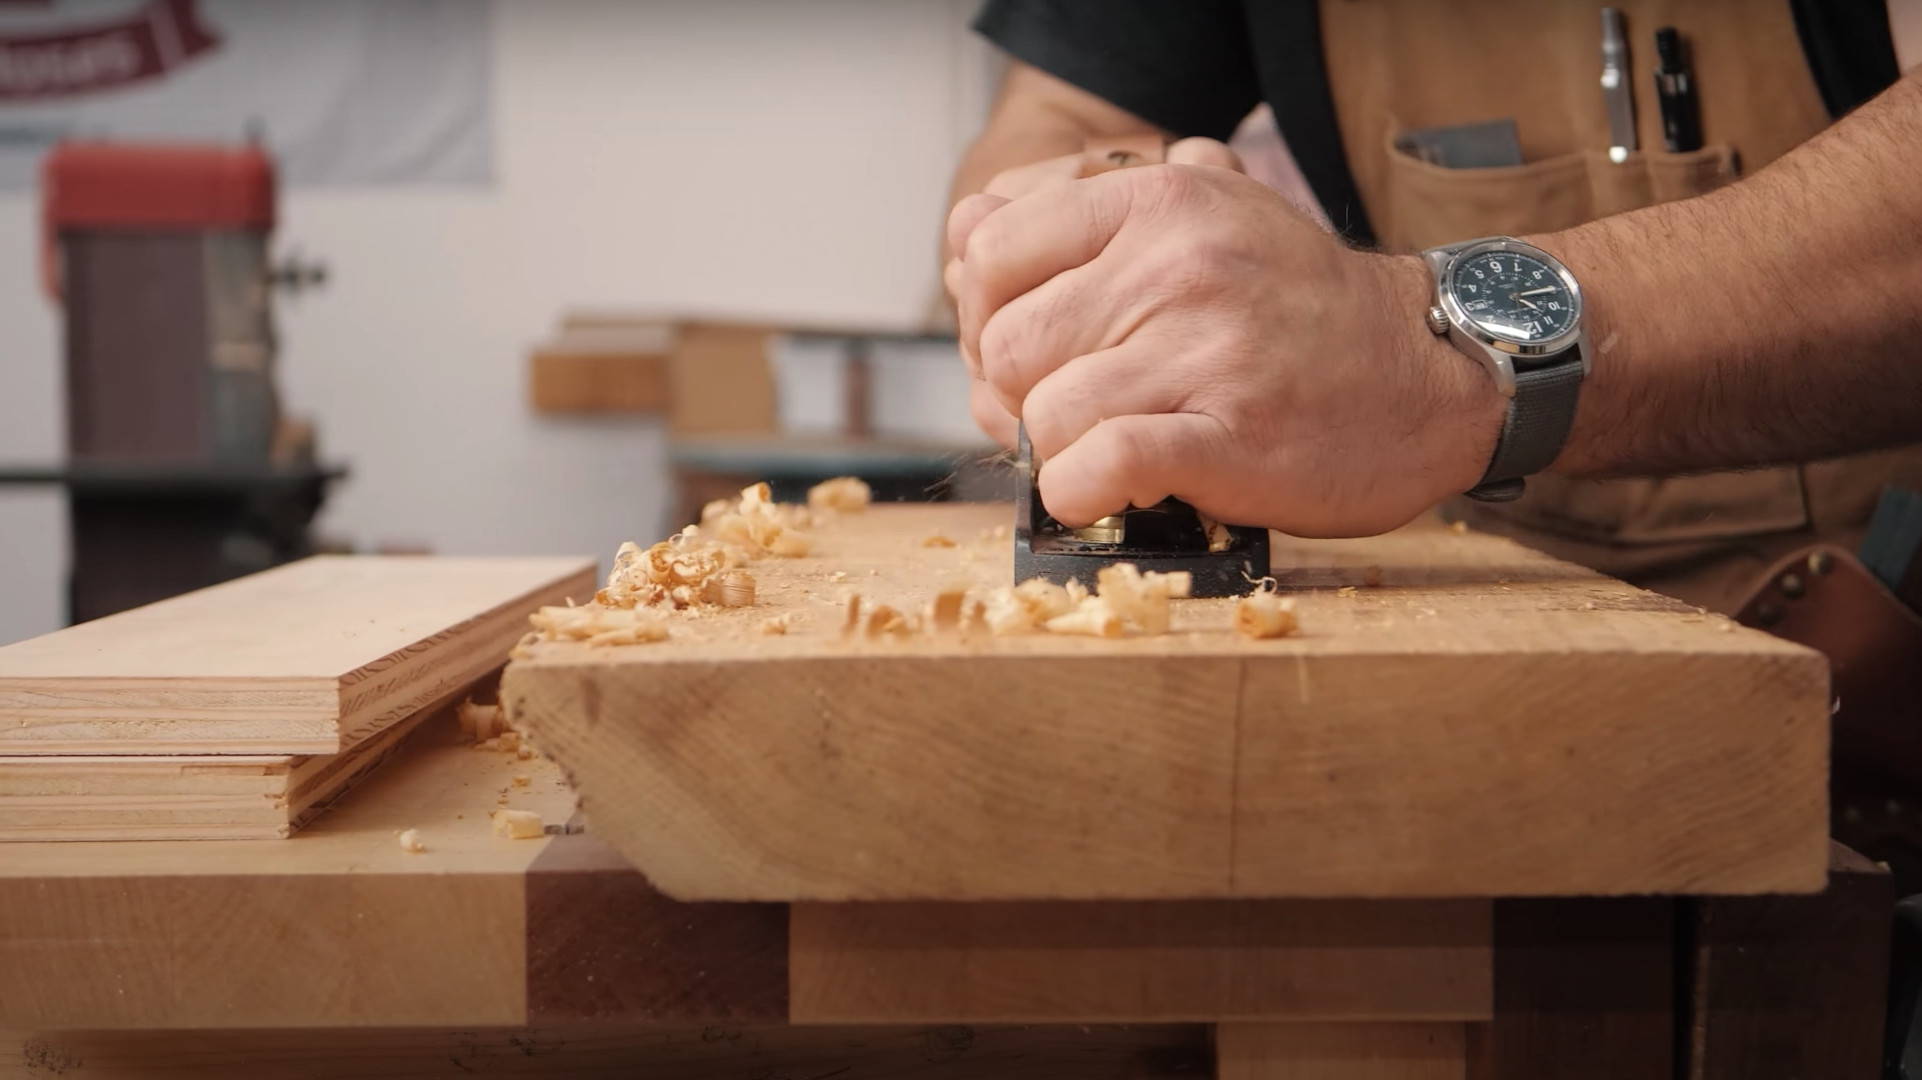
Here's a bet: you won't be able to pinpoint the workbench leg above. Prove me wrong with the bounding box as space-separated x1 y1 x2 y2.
1214 1023 1468 1079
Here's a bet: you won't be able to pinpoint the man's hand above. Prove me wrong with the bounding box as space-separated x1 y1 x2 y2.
953 138 1245 450
947 163 1505 538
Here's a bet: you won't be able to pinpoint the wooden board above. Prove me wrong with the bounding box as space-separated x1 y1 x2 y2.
528 326 672 414
1 1025 1213 1079
0 713 582 1030
502 503 1830 902
0 710 1508 1033
0 692 438 841
790 899 1492 1023
1687 843 1892 1079
0 555 594 755
1216 1023 1468 1080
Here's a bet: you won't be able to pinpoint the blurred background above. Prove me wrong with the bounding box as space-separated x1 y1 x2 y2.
0 0 1004 644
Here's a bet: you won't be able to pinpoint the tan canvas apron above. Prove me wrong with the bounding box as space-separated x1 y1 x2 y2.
1320 0 1922 612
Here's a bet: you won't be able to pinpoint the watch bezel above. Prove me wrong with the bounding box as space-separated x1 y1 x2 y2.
1436 238 1584 359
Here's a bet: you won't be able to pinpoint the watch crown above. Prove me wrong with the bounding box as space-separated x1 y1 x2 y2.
1426 306 1450 335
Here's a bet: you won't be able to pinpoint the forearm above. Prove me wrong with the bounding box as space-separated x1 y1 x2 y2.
1540 70 1922 475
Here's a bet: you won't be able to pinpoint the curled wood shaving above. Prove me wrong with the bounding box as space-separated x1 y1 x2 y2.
808 476 872 513
396 828 427 853
758 613 797 635
1235 592 1299 639
528 605 670 646
921 534 957 548
702 569 757 608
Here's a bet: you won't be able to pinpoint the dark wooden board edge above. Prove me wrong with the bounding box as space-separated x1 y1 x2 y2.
524 830 789 1024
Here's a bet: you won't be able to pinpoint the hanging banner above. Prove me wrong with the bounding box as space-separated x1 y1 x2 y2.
0 0 492 189
0 0 220 102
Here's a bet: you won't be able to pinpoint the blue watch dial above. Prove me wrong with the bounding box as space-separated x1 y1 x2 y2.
1450 251 1577 344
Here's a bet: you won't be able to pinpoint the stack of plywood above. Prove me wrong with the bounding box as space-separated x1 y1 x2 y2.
0 555 594 840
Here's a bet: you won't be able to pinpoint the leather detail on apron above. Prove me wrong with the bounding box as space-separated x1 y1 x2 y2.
1317 0 1920 613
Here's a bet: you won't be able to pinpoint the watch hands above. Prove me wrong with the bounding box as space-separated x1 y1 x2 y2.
1508 293 1541 312
1514 287 1558 297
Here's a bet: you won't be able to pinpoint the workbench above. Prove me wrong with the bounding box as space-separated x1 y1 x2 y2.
1 506 1892 1078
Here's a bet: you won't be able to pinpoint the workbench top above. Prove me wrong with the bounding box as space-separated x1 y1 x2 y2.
506 503 1829 902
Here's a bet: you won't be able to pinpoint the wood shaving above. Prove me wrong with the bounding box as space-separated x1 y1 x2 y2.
491 809 545 839
1095 563 1191 635
830 571 848 582
842 593 863 636
702 569 757 608
758 613 797 635
1196 511 1233 553
512 775 530 787
457 700 504 742
1448 520 1469 535
1336 586 1358 598
396 828 427 853
1045 597 1126 638
808 476 872 513
497 731 521 753
516 744 534 760
928 587 967 631
921 534 957 548
1235 592 1299 639
528 605 670 646
1014 579 1076 621
864 604 914 637
972 564 1190 638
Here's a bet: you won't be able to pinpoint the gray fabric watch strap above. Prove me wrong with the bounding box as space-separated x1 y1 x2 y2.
1466 346 1584 502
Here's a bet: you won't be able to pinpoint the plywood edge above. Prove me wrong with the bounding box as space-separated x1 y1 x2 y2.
332 566 595 751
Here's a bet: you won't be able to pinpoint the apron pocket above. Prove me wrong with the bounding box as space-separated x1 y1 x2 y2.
1382 127 1739 253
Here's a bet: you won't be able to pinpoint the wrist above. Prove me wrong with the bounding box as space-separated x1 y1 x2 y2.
1372 253 1507 499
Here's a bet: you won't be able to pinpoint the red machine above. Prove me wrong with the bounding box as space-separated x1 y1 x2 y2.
42 140 289 464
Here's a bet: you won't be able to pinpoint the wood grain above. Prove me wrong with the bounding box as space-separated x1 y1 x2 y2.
790 899 1492 1023
0 556 594 754
1467 898 1675 1080
504 504 1830 901
0 715 579 1029
1216 1023 1468 1079
0 699 435 841
1 1025 1213 1079
524 831 789 1024
1687 843 1892 1079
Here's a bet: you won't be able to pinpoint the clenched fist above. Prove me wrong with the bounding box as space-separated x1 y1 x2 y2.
946 160 1505 538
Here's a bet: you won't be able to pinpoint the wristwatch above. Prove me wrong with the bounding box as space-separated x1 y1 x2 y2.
1421 236 1587 502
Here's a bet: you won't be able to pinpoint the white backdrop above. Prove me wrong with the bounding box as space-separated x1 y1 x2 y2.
0 0 490 189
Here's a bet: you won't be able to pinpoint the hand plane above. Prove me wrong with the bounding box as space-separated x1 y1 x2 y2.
1014 427 1270 597
1008 136 1269 597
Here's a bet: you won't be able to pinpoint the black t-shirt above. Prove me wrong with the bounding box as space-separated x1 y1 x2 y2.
974 0 1900 246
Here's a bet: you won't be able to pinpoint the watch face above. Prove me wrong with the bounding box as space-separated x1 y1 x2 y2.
1450 250 1578 344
